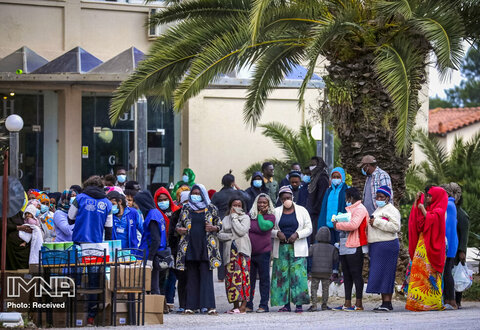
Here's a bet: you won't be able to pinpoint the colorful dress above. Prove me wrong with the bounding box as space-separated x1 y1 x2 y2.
40 211 56 242
225 245 251 303
406 233 444 311
270 243 310 306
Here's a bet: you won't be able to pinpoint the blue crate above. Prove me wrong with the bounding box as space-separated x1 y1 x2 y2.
40 245 80 265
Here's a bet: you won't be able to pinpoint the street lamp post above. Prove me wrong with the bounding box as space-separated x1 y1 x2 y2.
5 114 24 179
311 123 323 158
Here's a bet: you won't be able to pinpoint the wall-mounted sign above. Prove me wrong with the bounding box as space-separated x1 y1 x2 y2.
82 146 89 159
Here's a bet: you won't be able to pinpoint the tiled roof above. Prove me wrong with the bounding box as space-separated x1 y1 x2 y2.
429 107 480 134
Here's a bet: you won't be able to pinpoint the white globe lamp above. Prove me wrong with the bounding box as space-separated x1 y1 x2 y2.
5 114 24 132
310 123 323 140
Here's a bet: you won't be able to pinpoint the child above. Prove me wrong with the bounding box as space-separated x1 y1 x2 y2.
308 226 339 311
19 205 41 246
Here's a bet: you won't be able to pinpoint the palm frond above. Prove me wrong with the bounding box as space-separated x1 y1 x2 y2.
413 130 448 182
250 0 273 43
374 38 426 154
374 0 413 20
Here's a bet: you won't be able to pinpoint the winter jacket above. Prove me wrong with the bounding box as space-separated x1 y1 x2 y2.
335 201 368 248
218 213 251 264
456 206 470 254
211 187 249 218
272 203 312 258
318 167 347 229
249 213 275 255
368 203 401 243
445 197 459 258
309 227 339 277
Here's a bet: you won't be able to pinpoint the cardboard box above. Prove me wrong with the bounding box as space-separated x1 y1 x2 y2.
110 264 152 291
144 313 163 325
113 303 129 326
74 312 88 327
144 295 165 313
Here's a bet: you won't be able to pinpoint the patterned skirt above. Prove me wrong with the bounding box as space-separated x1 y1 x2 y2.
406 233 444 311
225 246 251 303
366 239 399 294
270 243 310 306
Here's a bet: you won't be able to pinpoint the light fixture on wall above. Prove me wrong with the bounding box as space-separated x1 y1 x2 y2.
9 92 15 97
5 114 24 179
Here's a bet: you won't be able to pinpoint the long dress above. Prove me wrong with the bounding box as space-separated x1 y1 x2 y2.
405 233 444 311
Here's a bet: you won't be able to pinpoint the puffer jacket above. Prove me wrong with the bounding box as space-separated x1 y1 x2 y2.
308 226 339 276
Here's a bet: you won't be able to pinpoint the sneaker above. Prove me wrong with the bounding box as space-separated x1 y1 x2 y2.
256 308 268 313
373 306 390 312
86 317 95 327
321 303 331 311
332 305 346 311
307 305 317 312
295 306 304 313
344 305 363 312
176 308 185 314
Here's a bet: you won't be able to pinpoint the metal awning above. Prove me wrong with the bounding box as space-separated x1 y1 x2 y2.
89 47 144 74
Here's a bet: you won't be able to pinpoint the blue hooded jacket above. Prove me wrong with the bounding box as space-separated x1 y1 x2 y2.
318 167 347 229
112 207 143 249
445 197 459 258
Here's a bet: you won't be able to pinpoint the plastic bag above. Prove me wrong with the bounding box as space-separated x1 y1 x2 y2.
452 263 473 292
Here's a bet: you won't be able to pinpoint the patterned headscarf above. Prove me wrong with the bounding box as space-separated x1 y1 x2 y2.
176 185 190 202
57 189 74 213
37 193 50 204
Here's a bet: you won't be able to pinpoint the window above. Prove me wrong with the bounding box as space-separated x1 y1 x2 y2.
148 8 170 37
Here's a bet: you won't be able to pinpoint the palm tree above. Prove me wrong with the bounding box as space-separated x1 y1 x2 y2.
242 121 316 181
109 0 476 201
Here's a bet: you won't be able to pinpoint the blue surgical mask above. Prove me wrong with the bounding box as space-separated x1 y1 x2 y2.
361 168 367 176
70 197 76 205
302 175 311 183
253 180 263 188
117 175 126 183
346 202 352 207
191 195 202 203
112 205 119 214
331 178 342 186
376 200 387 208
182 174 189 183
40 204 48 214
35 209 41 217
157 201 170 210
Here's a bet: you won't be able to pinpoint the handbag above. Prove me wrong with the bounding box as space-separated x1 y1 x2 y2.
154 247 174 270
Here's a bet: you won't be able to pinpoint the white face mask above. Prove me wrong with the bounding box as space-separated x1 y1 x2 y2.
309 166 317 171
283 199 293 209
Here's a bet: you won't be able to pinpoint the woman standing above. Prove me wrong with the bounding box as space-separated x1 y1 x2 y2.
406 186 448 311
246 193 275 313
332 187 368 311
176 184 222 315
218 195 251 314
38 193 56 242
53 190 76 242
271 186 312 313
171 168 196 199
366 186 401 312
135 191 168 295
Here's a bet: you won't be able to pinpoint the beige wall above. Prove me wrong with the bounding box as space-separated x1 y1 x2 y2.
0 0 157 61
186 88 320 191
437 122 480 153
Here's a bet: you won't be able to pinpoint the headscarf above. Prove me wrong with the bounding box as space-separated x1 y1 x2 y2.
308 158 328 193
183 168 196 186
176 185 190 201
179 191 190 204
441 182 462 202
408 186 448 273
208 189 216 200
24 204 40 226
249 193 275 218
27 189 40 199
188 184 211 211
105 186 125 196
37 193 50 204
57 190 74 213
134 190 157 218
27 199 41 208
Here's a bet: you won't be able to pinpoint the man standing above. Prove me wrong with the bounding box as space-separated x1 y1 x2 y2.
357 155 392 216
279 162 302 188
262 162 278 203
116 167 127 191
306 157 329 243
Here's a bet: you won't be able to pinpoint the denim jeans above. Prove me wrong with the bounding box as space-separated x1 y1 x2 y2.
246 251 271 311
164 269 177 304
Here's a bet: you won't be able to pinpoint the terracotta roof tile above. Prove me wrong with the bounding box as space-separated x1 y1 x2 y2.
429 107 480 134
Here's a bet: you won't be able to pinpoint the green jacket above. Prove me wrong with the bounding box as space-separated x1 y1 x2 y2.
171 168 196 199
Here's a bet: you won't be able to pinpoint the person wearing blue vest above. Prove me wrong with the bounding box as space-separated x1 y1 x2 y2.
134 190 168 295
67 175 113 326
68 176 113 243
107 191 143 249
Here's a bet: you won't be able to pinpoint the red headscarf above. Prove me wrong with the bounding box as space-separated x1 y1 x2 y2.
408 186 448 273
154 187 180 233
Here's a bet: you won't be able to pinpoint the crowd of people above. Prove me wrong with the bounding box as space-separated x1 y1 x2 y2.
4 155 471 320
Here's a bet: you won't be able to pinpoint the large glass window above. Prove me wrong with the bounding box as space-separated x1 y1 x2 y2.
0 92 44 190
81 95 175 193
